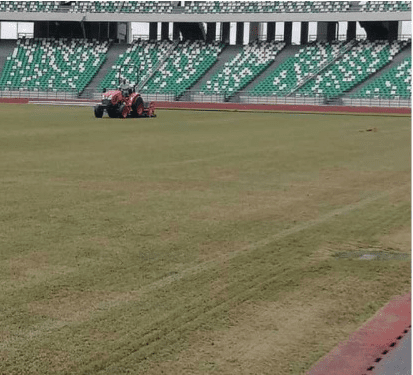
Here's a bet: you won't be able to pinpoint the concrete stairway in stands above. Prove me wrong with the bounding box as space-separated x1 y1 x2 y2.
230 44 302 102
344 44 412 97
80 43 129 97
0 40 17 77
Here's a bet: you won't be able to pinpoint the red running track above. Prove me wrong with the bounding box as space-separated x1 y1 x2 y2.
154 101 412 115
306 292 411 375
0 98 411 115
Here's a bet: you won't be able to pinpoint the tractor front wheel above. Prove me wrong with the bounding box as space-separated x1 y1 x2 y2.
94 105 104 118
107 106 118 118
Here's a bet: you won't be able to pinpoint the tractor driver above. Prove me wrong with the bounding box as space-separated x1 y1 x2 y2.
119 79 131 97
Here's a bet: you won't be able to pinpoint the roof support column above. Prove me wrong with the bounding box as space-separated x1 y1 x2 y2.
206 22 216 42
388 21 398 41
347 21 356 41
327 22 337 41
236 22 244 45
267 22 275 42
161 22 169 40
317 21 328 41
284 21 292 45
300 21 308 45
221 22 230 43
149 22 157 40
249 22 259 42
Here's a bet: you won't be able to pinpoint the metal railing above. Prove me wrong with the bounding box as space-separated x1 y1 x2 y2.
0 87 80 100
342 95 411 108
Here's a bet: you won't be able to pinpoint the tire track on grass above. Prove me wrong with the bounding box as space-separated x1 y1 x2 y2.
0 185 407 358
82 185 408 373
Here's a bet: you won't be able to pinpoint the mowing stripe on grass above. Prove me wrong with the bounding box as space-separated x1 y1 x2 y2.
0 183 406 361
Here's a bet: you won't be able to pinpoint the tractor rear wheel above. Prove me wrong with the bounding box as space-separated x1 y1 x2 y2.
133 96 144 117
94 105 104 118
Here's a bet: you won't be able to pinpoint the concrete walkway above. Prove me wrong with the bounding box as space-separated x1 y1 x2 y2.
371 330 411 375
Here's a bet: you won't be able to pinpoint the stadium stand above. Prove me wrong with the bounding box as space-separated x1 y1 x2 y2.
350 56 411 99
0 38 109 93
0 1 410 14
183 1 351 14
296 39 409 97
360 1 411 13
119 1 174 13
249 41 346 97
98 39 173 91
69 1 174 13
0 1 59 12
199 40 285 99
0 1 410 107
142 40 224 97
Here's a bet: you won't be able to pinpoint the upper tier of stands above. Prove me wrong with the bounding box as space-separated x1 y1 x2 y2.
0 1 59 12
0 1 410 13
296 39 409 97
200 40 285 98
99 39 173 91
69 1 173 14
142 40 224 97
360 1 411 12
250 41 347 96
350 56 411 99
184 1 351 13
0 38 109 92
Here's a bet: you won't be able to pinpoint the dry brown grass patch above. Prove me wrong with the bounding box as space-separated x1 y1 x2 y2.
379 226 411 253
28 290 140 322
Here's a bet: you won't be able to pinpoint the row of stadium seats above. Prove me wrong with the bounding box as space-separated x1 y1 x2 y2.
351 57 411 99
142 40 224 96
184 1 351 14
251 41 346 96
99 39 173 91
360 1 411 12
200 41 285 98
69 1 174 14
0 38 109 92
296 39 409 97
0 1 410 13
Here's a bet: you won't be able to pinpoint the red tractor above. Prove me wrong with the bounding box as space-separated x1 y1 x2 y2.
94 71 156 119
94 89 156 119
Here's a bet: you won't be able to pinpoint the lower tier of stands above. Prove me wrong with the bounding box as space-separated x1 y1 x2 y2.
0 38 109 93
0 38 410 108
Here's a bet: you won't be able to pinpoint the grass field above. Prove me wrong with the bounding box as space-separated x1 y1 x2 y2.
0 104 410 375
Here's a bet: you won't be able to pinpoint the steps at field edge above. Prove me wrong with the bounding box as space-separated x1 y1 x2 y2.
344 44 411 97
187 44 244 93
80 43 129 97
0 40 17 77
230 44 302 102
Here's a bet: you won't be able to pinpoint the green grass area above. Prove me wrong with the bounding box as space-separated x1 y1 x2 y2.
0 104 410 374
